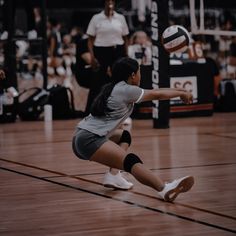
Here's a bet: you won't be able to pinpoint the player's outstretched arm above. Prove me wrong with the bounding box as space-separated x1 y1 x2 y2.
141 88 193 104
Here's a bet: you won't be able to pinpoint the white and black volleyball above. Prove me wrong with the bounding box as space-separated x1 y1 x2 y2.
162 25 190 53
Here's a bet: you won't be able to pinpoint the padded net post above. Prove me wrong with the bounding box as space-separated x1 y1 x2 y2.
151 0 170 128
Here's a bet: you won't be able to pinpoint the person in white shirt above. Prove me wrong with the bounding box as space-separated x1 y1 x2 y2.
86 0 129 73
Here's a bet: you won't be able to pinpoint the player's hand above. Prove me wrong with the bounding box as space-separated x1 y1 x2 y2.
91 57 100 71
0 70 5 80
180 91 193 104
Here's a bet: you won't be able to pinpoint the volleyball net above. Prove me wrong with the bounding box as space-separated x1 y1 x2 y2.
189 0 236 37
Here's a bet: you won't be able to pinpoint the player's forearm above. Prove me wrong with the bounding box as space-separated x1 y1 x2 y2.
142 88 185 101
155 89 186 100
87 36 95 58
142 88 193 104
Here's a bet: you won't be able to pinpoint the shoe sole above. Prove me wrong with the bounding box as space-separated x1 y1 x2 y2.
164 176 194 202
103 183 133 190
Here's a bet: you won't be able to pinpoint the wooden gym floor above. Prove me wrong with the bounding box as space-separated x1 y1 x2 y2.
0 113 236 235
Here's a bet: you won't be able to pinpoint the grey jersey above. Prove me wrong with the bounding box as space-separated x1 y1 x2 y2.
78 81 144 137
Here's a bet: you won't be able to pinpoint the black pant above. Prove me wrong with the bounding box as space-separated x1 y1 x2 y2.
93 44 126 72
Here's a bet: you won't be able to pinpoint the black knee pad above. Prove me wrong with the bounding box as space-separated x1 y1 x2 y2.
123 153 143 173
119 130 132 146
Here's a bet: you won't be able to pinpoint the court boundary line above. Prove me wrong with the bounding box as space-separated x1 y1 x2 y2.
134 132 236 140
1 166 236 234
41 162 236 178
1 158 236 222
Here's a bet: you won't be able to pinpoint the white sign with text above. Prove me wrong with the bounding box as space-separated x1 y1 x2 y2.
170 76 198 104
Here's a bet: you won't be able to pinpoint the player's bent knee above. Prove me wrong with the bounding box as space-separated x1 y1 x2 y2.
123 153 143 173
119 130 132 146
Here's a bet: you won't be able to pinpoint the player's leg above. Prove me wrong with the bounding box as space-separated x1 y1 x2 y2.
103 129 133 189
90 140 165 191
91 140 194 202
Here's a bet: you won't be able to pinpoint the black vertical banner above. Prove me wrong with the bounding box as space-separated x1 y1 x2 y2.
151 0 170 128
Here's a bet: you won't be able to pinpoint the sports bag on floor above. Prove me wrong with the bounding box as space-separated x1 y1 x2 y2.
47 84 84 119
18 87 49 121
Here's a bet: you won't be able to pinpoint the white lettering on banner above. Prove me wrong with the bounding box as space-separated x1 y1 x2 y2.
152 1 158 12
151 28 158 42
151 13 158 27
152 45 158 57
151 1 159 118
170 76 198 104
152 107 159 118
153 58 159 71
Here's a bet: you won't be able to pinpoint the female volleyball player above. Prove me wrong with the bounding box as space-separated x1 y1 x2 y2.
72 57 194 202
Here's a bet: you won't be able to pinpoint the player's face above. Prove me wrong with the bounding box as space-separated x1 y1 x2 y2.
105 0 115 11
132 68 141 86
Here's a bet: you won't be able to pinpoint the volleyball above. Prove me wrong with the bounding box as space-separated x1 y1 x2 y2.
162 25 191 53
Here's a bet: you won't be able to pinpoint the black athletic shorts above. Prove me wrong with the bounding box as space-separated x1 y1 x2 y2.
72 128 107 160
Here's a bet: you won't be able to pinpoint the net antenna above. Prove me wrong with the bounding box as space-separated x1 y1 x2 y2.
189 0 236 36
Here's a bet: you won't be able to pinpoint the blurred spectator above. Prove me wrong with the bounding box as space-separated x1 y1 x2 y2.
87 0 129 74
62 34 75 57
131 0 151 27
47 18 65 86
70 26 83 44
74 36 93 90
48 18 63 64
215 19 234 76
33 7 42 37
227 36 236 79
0 68 7 94
219 20 233 54
128 30 152 65
61 34 75 89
